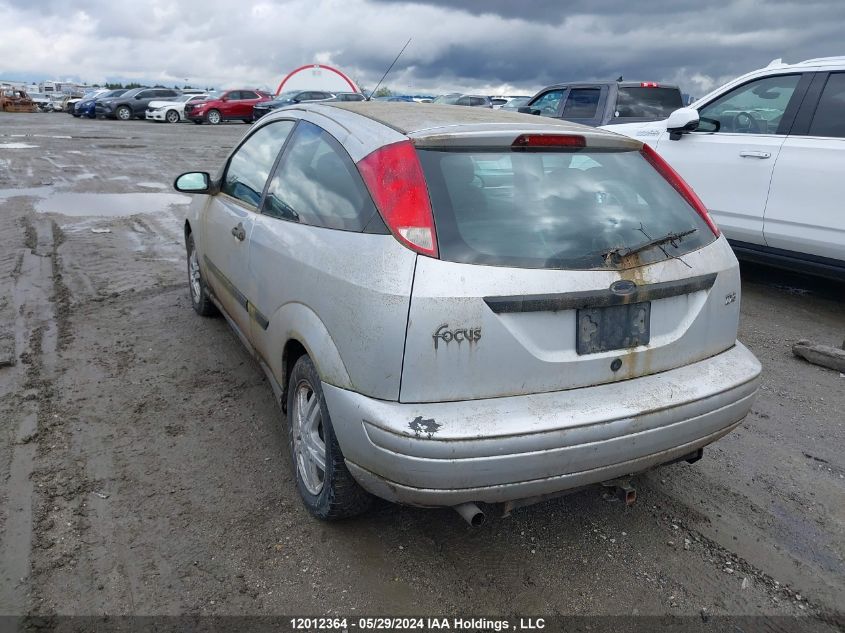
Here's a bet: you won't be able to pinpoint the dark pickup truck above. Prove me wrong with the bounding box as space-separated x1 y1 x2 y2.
520 81 683 127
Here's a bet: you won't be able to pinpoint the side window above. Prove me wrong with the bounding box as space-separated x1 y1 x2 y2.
227 91 242 100
530 89 566 116
262 121 377 231
241 91 258 100
698 74 801 134
455 96 471 106
221 121 296 208
136 90 152 99
561 88 600 119
470 97 486 106
807 73 845 138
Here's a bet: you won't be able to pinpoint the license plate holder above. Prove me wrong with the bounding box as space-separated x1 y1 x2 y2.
576 302 651 355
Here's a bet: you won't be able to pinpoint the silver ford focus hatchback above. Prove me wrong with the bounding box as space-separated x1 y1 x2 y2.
175 102 762 524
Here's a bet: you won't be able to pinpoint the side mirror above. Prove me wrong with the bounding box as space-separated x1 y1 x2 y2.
134 95 143 100
518 106 541 116
666 107 700 140
174 172 211 194
221 95 229 101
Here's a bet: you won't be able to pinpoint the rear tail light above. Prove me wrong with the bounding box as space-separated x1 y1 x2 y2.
640 82 660 88
512 134 586 148
640 143 720 236
357 140 438 257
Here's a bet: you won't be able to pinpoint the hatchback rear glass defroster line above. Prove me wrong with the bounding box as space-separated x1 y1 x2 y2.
416 148 717 270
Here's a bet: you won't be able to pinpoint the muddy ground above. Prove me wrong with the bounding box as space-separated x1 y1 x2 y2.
0 113 843 631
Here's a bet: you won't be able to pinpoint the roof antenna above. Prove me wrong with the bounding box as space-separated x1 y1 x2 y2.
367 37 412 101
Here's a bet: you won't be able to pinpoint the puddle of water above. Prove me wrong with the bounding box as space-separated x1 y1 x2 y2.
35 192 190 217
0 143 38 149
0 186 53 200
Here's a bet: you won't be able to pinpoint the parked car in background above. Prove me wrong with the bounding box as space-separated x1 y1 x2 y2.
28 92 53 112
145 93 209 123
521 80 683 128
186 89 272 124
500 96 532 111
604 57 845 280
251 90 333 120
330 92 366 102
74 89 127 118
432 93 462 105
454 94 493 108
174 102 760 523
491 95 531 109
96 87 181 120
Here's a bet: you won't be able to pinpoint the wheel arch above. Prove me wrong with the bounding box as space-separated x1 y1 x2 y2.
267 303 354 411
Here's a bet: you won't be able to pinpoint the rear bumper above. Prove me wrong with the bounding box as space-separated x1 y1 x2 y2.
323 342 761 506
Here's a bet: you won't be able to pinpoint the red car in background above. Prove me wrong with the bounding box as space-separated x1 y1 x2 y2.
185 89 272 125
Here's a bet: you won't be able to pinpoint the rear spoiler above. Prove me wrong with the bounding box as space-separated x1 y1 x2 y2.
410 125 642 151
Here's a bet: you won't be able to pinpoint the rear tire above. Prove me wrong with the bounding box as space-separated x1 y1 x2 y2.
287 356 372 520
186 233 217 316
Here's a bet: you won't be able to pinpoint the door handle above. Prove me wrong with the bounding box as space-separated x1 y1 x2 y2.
231 222 246 241
739 150 771 159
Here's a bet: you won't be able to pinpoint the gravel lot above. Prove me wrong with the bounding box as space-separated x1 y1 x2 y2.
0 113 843 631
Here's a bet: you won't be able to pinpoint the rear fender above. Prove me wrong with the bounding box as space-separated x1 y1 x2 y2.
263 302 353 392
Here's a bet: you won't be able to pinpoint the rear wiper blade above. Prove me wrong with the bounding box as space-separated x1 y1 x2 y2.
603 228 697 262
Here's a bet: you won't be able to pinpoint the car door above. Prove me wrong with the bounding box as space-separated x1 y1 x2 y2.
654 73 810 245
238 90 261 118
201 120 296 338
219 91 240 119
763 71 845 263
132 89 154 115
557 86 606 126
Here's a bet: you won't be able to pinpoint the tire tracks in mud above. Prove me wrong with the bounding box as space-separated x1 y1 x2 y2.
0 213 61 616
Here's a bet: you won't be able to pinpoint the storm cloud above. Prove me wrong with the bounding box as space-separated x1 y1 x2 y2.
0 0 842 96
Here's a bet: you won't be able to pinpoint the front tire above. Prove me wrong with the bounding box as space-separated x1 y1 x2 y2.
287 356 372 520
206 109 221 125
186 233 217 316
115 105 132 121
165 109 180 123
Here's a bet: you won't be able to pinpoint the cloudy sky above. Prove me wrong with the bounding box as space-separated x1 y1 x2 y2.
1 0 843 97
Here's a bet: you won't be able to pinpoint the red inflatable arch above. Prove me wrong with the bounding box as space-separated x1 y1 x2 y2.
275 64 359 95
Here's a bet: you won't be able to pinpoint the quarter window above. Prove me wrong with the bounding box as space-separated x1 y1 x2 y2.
262 121 377 231
697 74 801 134
561 88 600 119
221 121 296 208
808 73 845 138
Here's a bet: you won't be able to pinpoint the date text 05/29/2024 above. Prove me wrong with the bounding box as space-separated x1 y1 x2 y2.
289 617 546 631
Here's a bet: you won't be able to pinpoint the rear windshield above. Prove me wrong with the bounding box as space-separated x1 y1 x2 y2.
614 87 682 119
417 149 716 270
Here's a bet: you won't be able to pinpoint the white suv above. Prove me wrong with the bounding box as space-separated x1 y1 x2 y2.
605 57 845 280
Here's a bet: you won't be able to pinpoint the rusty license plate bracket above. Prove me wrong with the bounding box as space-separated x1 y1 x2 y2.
576 301 651 355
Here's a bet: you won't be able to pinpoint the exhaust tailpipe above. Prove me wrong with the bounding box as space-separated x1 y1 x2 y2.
601 479 637 506
454 502 486 527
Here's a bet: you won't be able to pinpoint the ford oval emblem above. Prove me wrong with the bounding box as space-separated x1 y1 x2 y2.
610 279 637 296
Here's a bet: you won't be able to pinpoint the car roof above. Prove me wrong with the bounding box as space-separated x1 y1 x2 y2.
539 81 680 90
296 102 640 151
